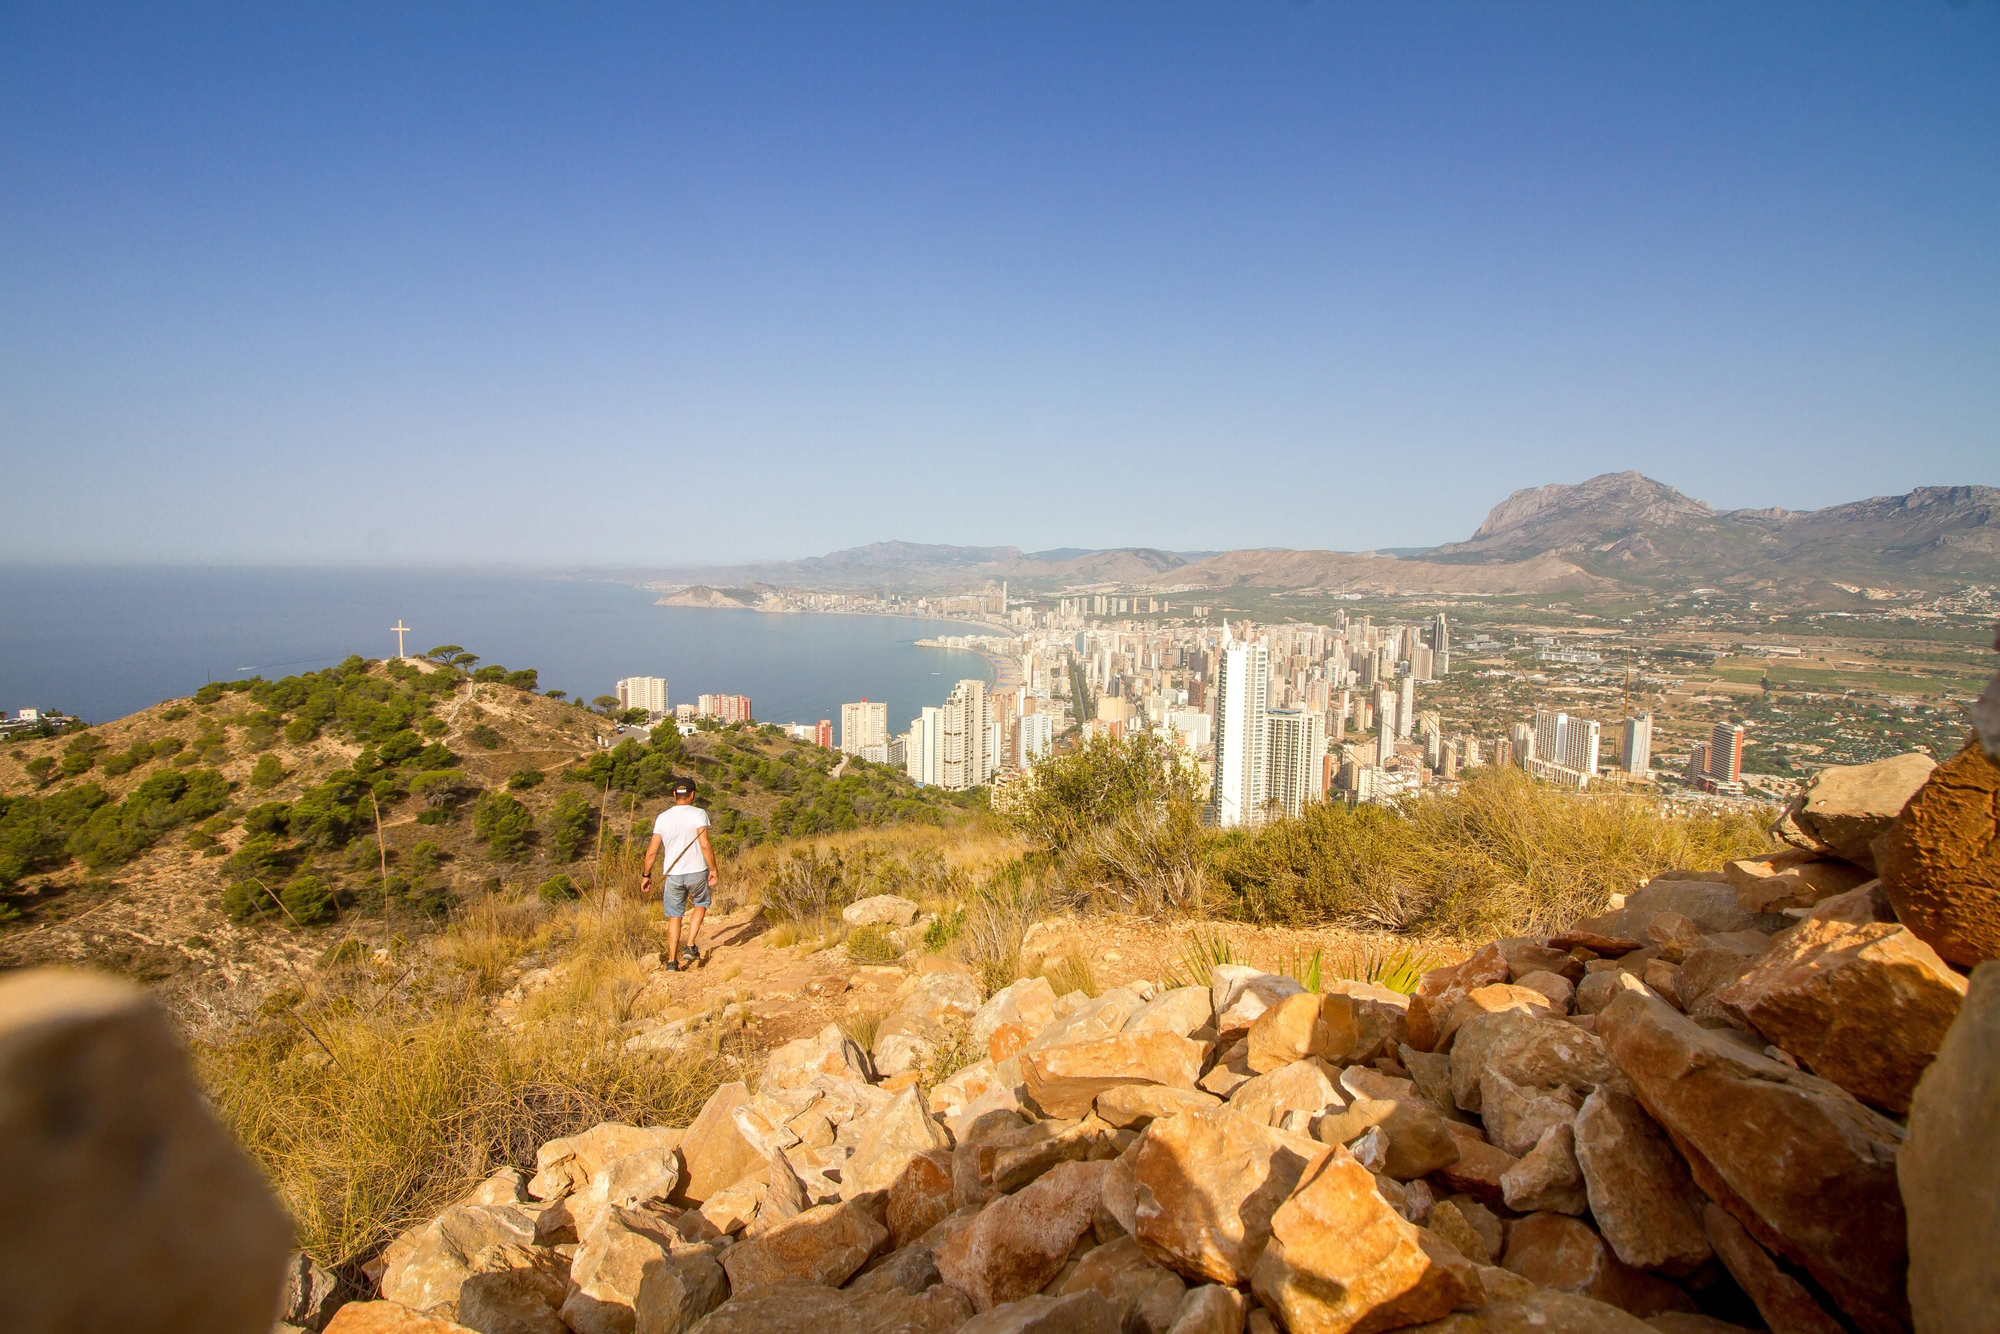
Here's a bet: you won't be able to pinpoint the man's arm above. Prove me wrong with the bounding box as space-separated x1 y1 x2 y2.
697 826 717 883
640 831 664 883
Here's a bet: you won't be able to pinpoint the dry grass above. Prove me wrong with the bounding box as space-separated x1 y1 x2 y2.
195 886 731 1271
1037 944 1098 999
956 884 1042 997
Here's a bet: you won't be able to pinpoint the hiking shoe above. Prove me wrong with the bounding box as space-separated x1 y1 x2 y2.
680 946 701 968
663 959 679 972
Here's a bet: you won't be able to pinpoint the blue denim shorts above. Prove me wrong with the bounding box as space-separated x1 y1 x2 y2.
662 870 710 917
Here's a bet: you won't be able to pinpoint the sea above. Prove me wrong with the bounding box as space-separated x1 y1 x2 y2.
0 567 996 729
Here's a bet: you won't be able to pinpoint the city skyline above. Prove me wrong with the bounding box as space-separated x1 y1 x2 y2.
4 5 1995 566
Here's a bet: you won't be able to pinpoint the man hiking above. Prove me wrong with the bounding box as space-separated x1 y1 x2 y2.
639 778 717 971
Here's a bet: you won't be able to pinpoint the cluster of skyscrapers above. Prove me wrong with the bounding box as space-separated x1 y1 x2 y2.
611 676 753 726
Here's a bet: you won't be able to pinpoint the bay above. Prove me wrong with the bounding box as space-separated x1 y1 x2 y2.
0 567 994 729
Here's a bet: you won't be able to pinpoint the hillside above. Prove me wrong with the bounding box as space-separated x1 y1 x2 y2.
1148 547 1615 596
0 652 976 1016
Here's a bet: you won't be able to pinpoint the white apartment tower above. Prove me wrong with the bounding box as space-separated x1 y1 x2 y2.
1266 708 1327 818
615 676 669 718
840 700 889 756
939 678 992 790
1397 673 1416 740
1534 709 1602 778
906 706 943 786
1210 623 1270 828
1621 713 1654 775
1017 712 1056 767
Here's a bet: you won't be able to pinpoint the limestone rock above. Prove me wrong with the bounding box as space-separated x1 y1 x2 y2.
762 1026 872 1093
1395 1290 1659 1333
1598 990 1908 1334
1547 931 1644 956
843 894 922 927
464 1168 533 1207
1878 740 2000 968
1477 1070 1581 1158
1610 877 1785 941
380 1205 540 1313
277 1252 349 1332
1900 960 2000 1334
1021 1030 1206 1119
935 1159 1108 1310
719 1200 887 1289
885 1149 957 1249
562 1209 700 1334
1126 986 1216 1038
1230 1056 1344 1134
1671 938 1768 1027
531 1124 683 1203
1246 993 1359 1073
1320 980 1412 1065
1213 972 1308 1040
676 1083 763 1204
1056 1234 1186 1334
1094 1084 1221 1129
1575 970 1651 1016
1725 851 1873 913
1250 1148 1480 1334
1643 1316 1759 1334
955 1290 1121 1334
1783 752 1936 869
323 1303 479 1333
1406 944 1510 1053
0 969 295 1334
458 1258 570 1334
1699 1203 1844 1334
1429 1133 1517 1206
1501 1122 1587 1215
1716 916 1966 1114
972 977 1061 1052
1167 1285 1247 1334
1454 1011 1620 1115
1424 1200 1493 1266
1022 988 1146 1056
894 970 983 1026
685 1281 974 1333
842 1086 953 1197
1571 1088 1710 1278
1313 1096 1460 1181
1497 937 1580 984
1501 1214 1694 1319
695 1178 762 1238
1196 1039 1256 1097
1511 971 1574 1013
1129 1106 1331 1285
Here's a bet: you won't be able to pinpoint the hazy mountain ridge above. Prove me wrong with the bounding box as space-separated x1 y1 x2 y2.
627 473 1996 598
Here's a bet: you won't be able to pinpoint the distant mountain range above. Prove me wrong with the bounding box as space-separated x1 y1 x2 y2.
623 473 1998 601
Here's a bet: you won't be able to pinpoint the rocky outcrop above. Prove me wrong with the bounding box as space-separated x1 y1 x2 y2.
1777 752 1935 869
1877 741 2000 968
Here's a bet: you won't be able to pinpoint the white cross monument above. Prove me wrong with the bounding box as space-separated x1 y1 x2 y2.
391 621 411 659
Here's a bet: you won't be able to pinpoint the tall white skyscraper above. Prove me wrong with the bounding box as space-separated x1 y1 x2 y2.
1017 713 1056 766
1621 713 1653 774
939 678 992 790
1533 709 1602 777
1431 612 1450 676
1210 623 1270 828
1397 673 1415 740
840 700 888 755
906 707 943 786
1266 708 1327 818
615 676 669 718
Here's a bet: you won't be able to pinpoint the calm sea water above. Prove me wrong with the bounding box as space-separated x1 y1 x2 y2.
0 567 994 728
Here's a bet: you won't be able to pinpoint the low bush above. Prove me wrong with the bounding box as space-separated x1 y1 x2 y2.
537 873 579 904
844 922 900 964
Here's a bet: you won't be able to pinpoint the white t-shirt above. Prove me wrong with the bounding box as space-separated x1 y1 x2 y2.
652 805 711 875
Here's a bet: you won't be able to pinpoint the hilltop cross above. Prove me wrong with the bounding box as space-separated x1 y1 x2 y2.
391 620 411 659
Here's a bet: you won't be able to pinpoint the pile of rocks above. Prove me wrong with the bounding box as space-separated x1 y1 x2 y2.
314 746 1997 1334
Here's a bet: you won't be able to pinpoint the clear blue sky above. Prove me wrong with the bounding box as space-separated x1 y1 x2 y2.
2 2 1995 566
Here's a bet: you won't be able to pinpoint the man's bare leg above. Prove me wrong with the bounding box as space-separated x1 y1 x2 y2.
665 915 683 964
681 906 707 961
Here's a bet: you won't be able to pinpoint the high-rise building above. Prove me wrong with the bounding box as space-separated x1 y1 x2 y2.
1397 673 1415 740
1017 713 1056 766
615 676 669 718
1512 721 1536 765
1620 713 1653 775
906 707 943 786
939 678 992 790
840 700 888 755
1266 708 1326 818
1210 623 1270 828
1410 644 1434 682
1708 723 1745 783
708 694 752 724
1531 710 1599 778
814 719 833 749
1432 612 1450 676
1687 742 1711 780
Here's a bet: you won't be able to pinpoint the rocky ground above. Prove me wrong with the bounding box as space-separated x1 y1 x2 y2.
5 726 1997 1334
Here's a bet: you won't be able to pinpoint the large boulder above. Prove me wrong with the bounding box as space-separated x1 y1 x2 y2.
1877 741 2000 968
1020 1030 1206 1119
842 895 922 927
718 1201 886 1289
1570 1089 1710 1278
1312 1096 1460 1182
1230 1057 1344 1135
1451 1012 1620 1115
1598 990 1908 1334
456 1255 569 1334
1500 1123 1587 1215
955 1290 1121 1334
761 1026 871 1093
380 1205 540 1313
970 977 1061 1052
1250 1149 1480 1334
530 1123 683 1203
1716 916 1966 1114
1094 1084 1221 1130
1320 981 1411 1065
562 1210 722 1334
1499 1214 1693 1319
841 1086 953 1197
1406 945 1510 1052
1212 972 1308 1041
934 1159 1108 1311
675 1083 764 1204
1899 960 2000 1334
1129 1107 1331 1285
885 1149 956 1249
1246 993 1359 1073
1126 986 1216 1038
1780 752 1936 869
1698 1202 1845 1334
0 969 294 1334
1606 877 1786 941
1723 851 1872 913
1056 1234 1186 1334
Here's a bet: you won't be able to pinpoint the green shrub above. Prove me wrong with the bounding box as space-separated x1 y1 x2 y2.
508 769 545 791
537 873 580 904
410 840 443 877
923 905 965 952
998 731 1200 853
222 879 276 923
844 923 900 964
548 790 595 862
472 791 533 859
284 717 318 745
251 754 286 789
151 737 185 760
466 724 504 750
280 874 336 927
